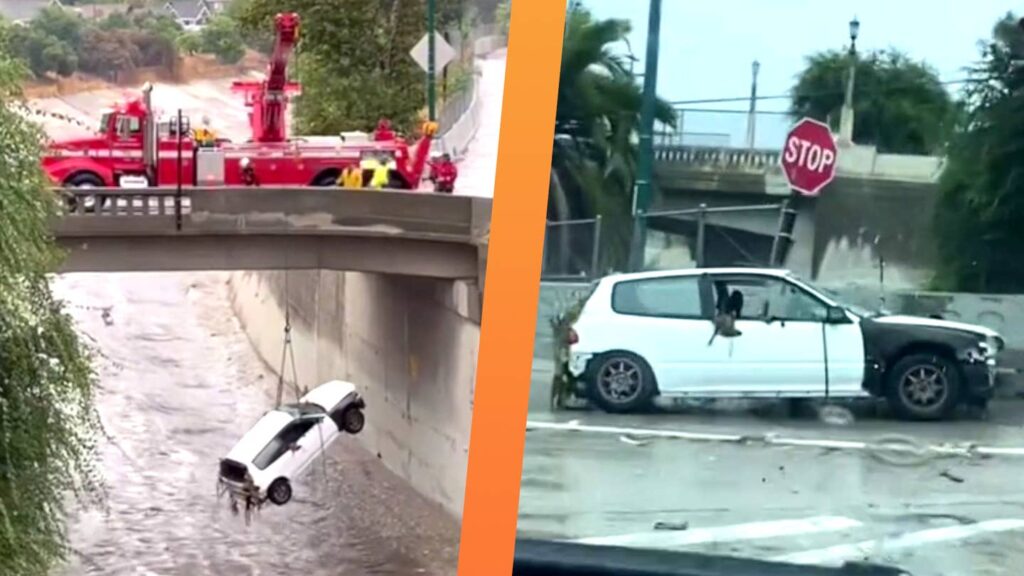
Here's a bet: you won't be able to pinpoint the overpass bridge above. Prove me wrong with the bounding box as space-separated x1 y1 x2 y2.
645 143 944 288
52 187 491 285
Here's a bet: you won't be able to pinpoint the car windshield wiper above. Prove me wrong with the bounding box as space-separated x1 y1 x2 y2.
512 538 911 576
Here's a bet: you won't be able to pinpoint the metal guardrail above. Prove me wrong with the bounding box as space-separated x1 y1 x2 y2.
654 145 782 170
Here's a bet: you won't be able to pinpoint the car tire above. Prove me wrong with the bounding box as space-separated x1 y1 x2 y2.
885 353 962 421
312 171 340 186
340 406 365 434
267 478 292 506
585 352 658 414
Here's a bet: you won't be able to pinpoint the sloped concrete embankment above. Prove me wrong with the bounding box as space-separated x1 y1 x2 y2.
227 270 481 519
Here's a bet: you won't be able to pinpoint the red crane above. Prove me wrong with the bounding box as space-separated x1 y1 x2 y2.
231 12 302 143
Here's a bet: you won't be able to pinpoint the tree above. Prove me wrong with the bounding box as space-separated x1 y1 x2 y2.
0 31 103 576
198 15 246 65
78 28 141 76
932 12 1024 293
549 8 675 272
232 0 466 135
790 48 954 155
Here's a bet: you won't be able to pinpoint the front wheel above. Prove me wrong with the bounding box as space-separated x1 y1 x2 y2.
885 353 962 421
267 478 292 506
64 173 108 212
585 352 658 414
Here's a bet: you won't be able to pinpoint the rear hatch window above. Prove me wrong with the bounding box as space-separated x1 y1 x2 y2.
219 458 248 483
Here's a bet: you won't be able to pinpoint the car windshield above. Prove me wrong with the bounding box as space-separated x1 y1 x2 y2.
525 4 1022 575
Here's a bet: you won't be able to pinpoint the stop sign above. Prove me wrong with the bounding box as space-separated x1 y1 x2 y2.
780 117 838 197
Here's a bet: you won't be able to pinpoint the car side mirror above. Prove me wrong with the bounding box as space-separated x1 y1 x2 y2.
825 305 851 324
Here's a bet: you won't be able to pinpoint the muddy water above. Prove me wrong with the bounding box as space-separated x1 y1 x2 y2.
52 272 458 576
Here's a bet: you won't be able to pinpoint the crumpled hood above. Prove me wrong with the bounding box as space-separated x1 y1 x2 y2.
873 314 1003 342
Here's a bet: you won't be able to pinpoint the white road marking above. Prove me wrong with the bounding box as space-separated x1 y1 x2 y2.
570 516 863 549
525 420 1024 458
775 519 1024 566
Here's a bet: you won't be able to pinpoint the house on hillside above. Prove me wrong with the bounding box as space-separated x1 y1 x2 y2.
163 0 219 30
0 0 65 25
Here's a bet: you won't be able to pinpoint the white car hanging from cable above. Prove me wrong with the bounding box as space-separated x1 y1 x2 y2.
217 380 366 514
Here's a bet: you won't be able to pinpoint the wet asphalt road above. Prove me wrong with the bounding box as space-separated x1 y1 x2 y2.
518 358 1024 576
52 272 458 576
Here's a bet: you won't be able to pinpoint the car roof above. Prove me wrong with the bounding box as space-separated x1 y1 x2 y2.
224 409 295 465
300 380 358 411
600 267 794 284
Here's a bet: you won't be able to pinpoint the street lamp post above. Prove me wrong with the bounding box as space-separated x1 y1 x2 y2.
746 60 760 149
627 0 663 272
839 16 859 143
427 0 437 121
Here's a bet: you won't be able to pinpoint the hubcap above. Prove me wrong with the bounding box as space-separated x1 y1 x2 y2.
899 365 948 409
598 359 642 404
272 482 289 501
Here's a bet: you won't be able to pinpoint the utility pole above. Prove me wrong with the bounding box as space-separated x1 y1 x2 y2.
838 16 859 144
746 60 759 149
427 0 437 121
627 0 663 272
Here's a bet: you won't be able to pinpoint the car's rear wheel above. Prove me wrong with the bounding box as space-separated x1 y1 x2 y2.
586 352 657 414
340 406 365 434
267 478 292 506
886 353 962 421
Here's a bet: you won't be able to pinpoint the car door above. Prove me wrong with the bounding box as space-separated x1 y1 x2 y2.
703 274 827 395
606 274 715 394
291 414 334 478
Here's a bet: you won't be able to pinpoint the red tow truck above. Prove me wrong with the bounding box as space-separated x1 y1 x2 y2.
40 12 444 191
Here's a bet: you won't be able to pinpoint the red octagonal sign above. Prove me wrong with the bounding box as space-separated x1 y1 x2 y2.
780 117 838 197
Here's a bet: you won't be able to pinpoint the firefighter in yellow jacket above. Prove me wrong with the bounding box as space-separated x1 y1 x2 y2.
337 165 362 188
193 115 217 147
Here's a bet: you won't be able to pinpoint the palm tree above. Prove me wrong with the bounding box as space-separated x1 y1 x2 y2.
548 7 675 274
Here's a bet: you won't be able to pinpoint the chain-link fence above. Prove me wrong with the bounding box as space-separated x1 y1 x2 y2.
656 108 794 150
542 217 603 280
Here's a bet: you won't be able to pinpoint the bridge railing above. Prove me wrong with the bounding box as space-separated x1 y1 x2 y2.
654 145 782 171
59 188 189 217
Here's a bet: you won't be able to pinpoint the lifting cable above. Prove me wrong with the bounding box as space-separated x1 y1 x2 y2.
276 267 304 407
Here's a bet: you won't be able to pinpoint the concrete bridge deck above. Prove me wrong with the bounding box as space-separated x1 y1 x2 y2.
51 187 491 280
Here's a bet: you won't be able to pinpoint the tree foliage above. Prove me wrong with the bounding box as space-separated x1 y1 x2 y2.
0 29 103 576
232 0 466 135
790 48 955 155
933 13 1024 293
549 7 675 272
198 15 246 65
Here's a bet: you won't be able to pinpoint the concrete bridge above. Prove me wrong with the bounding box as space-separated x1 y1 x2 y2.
52 187 491 286
649 143 944 289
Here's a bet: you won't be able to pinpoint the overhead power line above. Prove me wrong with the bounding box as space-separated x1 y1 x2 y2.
666 77 979 107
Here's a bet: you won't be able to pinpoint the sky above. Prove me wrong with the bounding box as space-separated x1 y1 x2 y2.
578 0 1020 148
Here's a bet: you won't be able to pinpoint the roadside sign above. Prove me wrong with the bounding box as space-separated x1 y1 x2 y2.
779 117 838 197
410 32 456 73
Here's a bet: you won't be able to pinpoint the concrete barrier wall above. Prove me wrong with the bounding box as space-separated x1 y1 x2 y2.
435 34 506 160
227 270 480 519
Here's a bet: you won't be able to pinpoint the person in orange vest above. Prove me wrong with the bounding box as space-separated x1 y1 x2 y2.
373 119 395 141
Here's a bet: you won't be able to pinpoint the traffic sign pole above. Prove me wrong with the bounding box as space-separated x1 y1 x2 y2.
627 0 663 273
427 0 436 121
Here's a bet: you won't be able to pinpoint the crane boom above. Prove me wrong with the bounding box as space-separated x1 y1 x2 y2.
231 12 302 143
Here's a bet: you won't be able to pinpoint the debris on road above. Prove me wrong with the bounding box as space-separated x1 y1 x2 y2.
652 521 689 531
618 435 651 447
940 470 966 484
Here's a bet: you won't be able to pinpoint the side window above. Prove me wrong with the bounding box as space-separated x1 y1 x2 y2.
712 276 826 322
611 276 703 318
252 419 317 470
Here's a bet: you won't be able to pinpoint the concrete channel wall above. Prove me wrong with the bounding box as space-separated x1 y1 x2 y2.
223 35 501 519
227 270 481 519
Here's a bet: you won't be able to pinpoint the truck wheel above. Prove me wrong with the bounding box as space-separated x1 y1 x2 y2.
885 353 962 421
65 173 107 212
312 172 339 187
267 478 292 506
585 352 658 414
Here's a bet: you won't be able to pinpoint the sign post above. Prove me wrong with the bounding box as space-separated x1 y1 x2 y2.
410 30 456 123
772 117 839 266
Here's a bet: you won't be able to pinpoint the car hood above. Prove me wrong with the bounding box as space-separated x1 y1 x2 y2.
224 410 294 465
872 315 1002 341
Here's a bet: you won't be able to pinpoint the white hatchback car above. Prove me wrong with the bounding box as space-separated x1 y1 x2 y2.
567 268 1003 420
218 380 366 506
